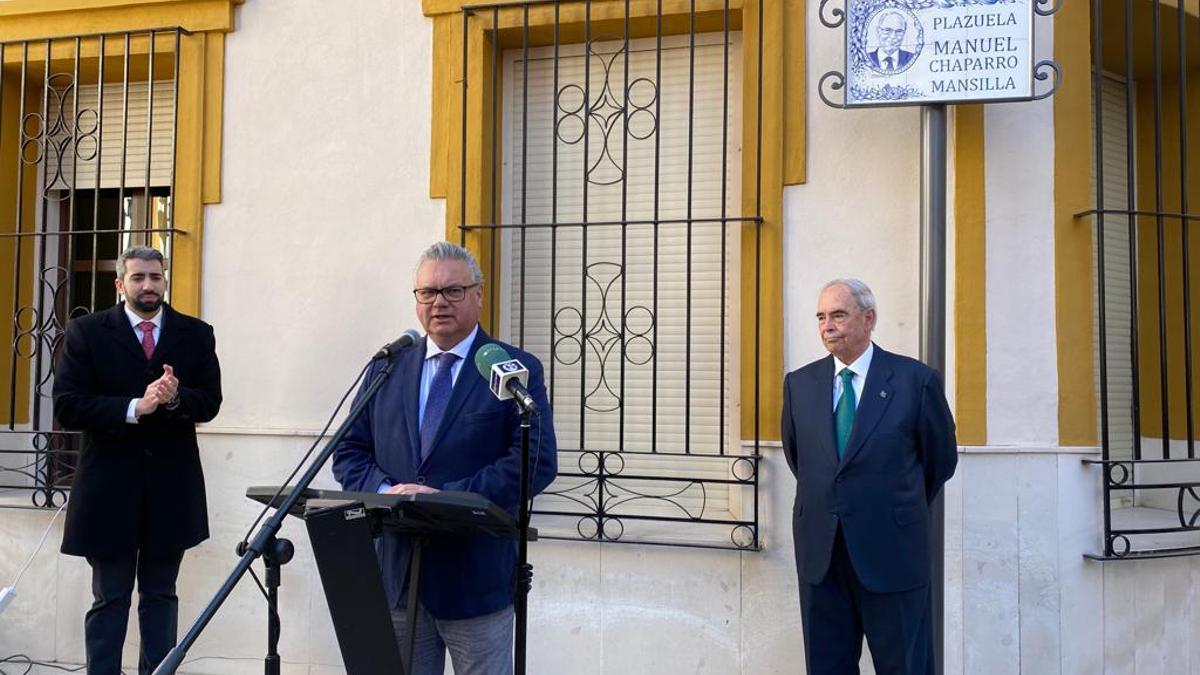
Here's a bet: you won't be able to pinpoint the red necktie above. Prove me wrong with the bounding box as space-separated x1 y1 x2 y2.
138 321 156 360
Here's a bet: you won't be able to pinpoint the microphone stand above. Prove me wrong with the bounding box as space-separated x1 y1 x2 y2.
154 356 399 675
514 409 532 675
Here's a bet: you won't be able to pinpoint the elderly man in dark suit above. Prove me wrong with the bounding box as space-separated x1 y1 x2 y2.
867 11 917 72
333 241 557 675
54 246 222 675
781 279 957 675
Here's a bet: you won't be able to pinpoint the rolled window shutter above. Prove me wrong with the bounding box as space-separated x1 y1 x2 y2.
503 33 742 464
1092 74 1134 463
45 80 175 192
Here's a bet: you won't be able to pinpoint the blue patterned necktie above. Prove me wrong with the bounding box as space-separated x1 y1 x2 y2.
834 368 857 458
420 352 459 461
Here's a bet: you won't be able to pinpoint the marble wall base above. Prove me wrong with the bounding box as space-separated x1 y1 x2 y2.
945 446 1200 675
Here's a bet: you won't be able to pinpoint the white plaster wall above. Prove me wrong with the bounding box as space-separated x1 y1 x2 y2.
528 446 804 675
202 0 445 433
1134 437 1200 512
783 6 922 371
983 19 1058 446
946 448 1105 675
946 447 1200 675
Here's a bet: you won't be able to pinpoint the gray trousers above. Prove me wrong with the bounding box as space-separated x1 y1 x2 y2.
390 601 514 675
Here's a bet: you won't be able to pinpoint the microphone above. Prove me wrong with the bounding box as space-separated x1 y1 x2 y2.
372 329 422 360
473 343 539 414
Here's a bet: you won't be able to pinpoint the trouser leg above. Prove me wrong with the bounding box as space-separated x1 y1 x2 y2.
85 554 138 675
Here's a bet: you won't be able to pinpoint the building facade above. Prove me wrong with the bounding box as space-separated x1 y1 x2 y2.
0 0 1198 673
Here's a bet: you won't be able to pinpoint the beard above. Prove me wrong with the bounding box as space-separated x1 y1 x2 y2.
128 292 163 314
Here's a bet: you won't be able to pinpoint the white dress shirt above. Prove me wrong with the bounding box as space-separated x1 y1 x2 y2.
418 324 479 427
379 324 480 493
873 48 902 71
832 341 874 412
124 306 163 424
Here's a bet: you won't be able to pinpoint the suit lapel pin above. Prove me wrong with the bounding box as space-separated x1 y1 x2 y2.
880 390 888 399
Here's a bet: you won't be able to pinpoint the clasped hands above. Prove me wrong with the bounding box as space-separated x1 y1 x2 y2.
134 364 180 417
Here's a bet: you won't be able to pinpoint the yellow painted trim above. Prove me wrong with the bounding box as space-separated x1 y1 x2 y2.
0 0 233 15
427 0 739 18
1132 67 1200 441
1054 0 1098 446
170 31 207 314
782 0 805 185
952 104 986 446
741 0 784 441
201 30 223 204
429 14 454 199
0 0 236 323
427 0 790 442
0 0 238 42
0 72 37 425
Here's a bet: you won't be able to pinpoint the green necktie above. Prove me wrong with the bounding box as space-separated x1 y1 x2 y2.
835 368 857 457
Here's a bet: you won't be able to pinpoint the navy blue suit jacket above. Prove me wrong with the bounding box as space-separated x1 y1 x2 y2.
332 329 557 620
867 48 916 70
781 345 956 593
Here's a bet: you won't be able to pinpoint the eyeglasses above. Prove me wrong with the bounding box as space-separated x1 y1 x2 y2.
413 284 479 304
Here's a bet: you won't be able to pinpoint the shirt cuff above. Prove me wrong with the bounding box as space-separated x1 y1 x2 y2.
126 399 140 424
377 481 392 494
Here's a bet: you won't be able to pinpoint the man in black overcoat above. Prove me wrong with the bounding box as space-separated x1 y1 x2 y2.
54 246 222 675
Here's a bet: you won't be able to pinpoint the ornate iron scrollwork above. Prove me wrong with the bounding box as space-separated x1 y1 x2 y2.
818 71 847 110
553 262 656 413
1034 0 1064 17
819 0 846 28
1031 60 1063 101
1105 461 1132 487
1107 533 1132 558
556 37 660 186
539 450 760 548
21 72 102 201
1178 487 1200 529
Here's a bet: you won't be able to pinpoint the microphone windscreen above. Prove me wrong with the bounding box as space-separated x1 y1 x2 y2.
474 343 511 379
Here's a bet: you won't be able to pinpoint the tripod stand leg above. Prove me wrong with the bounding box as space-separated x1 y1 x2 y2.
402 538 424 675
262 537 293 675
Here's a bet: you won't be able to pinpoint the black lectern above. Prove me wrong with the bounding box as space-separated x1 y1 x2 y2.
246 486 528 674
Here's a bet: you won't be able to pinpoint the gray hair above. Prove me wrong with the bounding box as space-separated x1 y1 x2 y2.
823 278 877 312
878 10 907 27
414 241 484 286
116 246 165 278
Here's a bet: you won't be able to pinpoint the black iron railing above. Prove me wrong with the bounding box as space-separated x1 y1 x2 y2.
459 0 761 550
1083 0 1200 560
0 29 183 509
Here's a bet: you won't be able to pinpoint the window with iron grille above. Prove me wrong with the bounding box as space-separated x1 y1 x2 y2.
459 2 762 550
0 31 182 509
1087 0 1200 560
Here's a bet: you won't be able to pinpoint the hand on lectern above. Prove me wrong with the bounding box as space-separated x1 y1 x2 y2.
384 483 440 496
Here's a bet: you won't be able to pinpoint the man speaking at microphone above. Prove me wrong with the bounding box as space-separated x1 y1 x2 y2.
332 241 557 675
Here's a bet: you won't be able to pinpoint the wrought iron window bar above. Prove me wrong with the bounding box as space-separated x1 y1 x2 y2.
1082 0 1200 560
459 0 762 550
0 28 184 509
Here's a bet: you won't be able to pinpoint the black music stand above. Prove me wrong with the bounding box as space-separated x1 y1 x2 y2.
246 486 530 674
